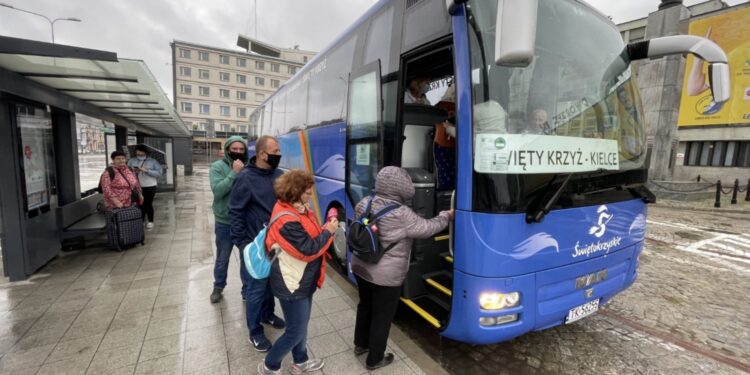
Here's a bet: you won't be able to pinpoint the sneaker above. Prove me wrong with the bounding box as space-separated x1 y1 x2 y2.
289 358 324 374
146 222 154 230
210 288 223 304
353 346 368 355
262 315 286 329
250 337 272 352
366 353 394 371
257 362 280 375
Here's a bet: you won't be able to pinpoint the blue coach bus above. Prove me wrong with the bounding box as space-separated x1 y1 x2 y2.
247 0 729 344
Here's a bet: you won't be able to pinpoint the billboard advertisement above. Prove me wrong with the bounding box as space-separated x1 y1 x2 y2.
678 6 750 127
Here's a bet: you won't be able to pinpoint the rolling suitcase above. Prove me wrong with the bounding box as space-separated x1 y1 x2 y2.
106 206 145 251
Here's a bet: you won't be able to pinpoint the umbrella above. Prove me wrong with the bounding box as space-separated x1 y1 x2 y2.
125 144 167 166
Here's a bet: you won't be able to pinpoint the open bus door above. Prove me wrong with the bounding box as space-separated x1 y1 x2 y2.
345 61 384 210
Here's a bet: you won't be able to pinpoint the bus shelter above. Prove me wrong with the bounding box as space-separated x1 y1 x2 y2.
0 36 192 281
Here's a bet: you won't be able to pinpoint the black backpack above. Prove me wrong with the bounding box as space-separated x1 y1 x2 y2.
347 195 400 264
96 167 115 194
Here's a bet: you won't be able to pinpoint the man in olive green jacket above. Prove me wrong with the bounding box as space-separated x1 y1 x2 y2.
210 136 249 303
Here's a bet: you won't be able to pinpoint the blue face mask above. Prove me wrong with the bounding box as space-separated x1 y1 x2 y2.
420 84 430 96
137 156 146 161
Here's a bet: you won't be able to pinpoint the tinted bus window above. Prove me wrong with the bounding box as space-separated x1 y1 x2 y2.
262 103 273 136
272 91 287 135
307 36 357 126
402 0 450 51
364 7 395 73
286 79 309 130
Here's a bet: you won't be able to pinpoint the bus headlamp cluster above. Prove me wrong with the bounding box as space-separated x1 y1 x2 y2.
479 292 520 310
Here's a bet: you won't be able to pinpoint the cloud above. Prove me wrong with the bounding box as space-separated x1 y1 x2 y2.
0 0 377 101
0 0 745 102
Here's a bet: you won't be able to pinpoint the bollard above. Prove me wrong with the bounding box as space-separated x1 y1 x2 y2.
746 178 750 202
714 180 722 208
731 179 739 204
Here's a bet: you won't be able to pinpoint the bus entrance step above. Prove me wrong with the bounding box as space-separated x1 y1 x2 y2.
400 295 449 329
423 271 453 297
440 252 453 265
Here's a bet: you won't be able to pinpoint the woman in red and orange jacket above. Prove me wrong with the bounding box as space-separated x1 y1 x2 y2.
259 169 338 375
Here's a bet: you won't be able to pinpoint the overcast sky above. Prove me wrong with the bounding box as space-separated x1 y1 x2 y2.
0 0 745 101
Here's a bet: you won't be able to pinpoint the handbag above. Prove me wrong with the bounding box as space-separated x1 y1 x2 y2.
115 167 142 206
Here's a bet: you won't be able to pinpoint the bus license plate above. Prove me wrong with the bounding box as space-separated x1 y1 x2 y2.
566 299 600 324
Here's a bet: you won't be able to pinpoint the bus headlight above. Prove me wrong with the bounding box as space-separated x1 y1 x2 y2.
479 292 520 310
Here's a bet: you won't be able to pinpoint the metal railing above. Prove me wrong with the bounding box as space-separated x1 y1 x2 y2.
650 176 749 208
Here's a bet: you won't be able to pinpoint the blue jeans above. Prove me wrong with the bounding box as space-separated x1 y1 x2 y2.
246 277 276 341
264 297 312 370
213 223 249 295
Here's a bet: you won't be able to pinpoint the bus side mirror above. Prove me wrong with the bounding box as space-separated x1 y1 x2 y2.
627 35 730 103
494 0 538 67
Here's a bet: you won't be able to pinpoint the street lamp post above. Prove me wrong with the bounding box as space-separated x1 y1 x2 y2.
0 3 81 43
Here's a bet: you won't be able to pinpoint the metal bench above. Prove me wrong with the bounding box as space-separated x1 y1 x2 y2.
58 194 107 246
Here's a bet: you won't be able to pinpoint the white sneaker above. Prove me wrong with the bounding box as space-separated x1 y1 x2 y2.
146 222 154 230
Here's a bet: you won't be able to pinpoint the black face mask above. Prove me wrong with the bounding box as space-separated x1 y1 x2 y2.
228 152 245 161
266 154 282 169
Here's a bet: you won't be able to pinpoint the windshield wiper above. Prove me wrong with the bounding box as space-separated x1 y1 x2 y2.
526 173 574 224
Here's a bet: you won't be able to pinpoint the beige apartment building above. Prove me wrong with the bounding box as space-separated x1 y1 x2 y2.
170 36 315 159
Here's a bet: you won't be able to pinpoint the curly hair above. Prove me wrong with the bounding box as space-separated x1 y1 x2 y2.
274 169 315 203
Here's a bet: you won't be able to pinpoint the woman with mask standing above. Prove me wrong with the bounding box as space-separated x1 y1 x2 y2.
127 144 163 229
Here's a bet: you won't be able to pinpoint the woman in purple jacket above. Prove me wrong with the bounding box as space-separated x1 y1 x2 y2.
351 166 453 370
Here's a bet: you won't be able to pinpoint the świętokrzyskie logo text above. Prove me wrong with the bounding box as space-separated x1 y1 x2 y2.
573 205 622 258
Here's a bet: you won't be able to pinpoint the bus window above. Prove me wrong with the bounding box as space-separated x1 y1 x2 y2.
363 6 395 73
271 91 287 135
402 0 450 52
261 103 272 136
286 79 309 130
308 36 357 127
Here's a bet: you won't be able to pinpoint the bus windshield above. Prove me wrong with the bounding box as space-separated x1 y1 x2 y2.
467 0 647 213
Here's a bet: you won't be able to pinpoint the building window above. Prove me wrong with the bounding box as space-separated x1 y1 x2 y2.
180 84 192 95
199 86 210 96
199 69 209 79
199 121 208 130
237 107 247 118
199 51 209 61
181 102 192 113
179 66 191 77
200 104 210 114
271 79 280 88
220 72 230 81
303 56 308 63
237 58 247 67
255 93 265 102
255 61 265 70
237 74 246 84
684 140 750 168
219 55 230 64
255 77 265 86
179 48 191 58
238 125 247 133
220 123 230 132
271 63 280 73
220 89 230 98
236 91 247 100
220 106 230 116
287 66 297 75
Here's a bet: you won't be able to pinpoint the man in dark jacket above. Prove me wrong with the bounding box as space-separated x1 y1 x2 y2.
229 135 285 352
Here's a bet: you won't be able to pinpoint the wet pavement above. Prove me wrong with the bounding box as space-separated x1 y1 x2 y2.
2 164 748 374
393 204 750 374
0 165 443 375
